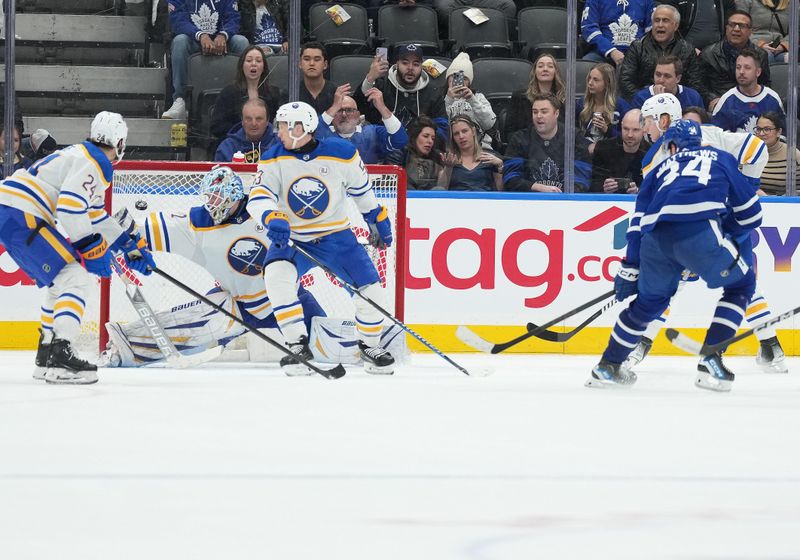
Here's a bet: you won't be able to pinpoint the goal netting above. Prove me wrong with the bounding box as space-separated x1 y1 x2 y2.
78 161 407 359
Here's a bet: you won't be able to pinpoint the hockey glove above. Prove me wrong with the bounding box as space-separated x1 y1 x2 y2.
614 261 639 301
362 205 393 249
263 211 291 248
119 237 156 275
72 233 114 278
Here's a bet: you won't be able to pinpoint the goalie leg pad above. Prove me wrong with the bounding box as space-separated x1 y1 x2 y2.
309 317 409 366
263 259 306 343
353 282 385 347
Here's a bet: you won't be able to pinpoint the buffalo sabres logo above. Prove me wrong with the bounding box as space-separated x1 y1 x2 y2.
227 237 267 276
287 176 330 220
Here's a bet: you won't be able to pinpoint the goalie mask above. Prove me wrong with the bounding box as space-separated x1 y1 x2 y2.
199 166 245 224
90 111 128 161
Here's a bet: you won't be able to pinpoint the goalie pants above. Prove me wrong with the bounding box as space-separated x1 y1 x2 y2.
603 219 756 365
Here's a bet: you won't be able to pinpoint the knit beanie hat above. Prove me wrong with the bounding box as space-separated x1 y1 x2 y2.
445 52 474 83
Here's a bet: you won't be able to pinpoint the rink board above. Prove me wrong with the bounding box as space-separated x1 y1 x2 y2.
1 193 799 354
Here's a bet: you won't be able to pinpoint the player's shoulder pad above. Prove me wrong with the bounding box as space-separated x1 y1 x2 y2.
317 136 359 162
189 206 215 229
79 141 114 183
257 143 288 164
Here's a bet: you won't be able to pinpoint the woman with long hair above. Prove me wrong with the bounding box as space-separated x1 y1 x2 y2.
439 115 503 192
737 0 790 63
577 63 631 154
503 53 567 143
386 115 444 190
211 45 284 142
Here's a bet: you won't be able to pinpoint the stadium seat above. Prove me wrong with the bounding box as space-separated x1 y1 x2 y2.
376 4 440 58
425 56 453 92
265 53 290 92
471 57 533 126
448 7 511 60
308 3 370 60
329 54 374 92
517 7 568 61
769 62 789 106
558 59 596 96
186 53 240 149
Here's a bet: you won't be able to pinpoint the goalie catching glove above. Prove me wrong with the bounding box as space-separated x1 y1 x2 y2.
263 211 291 248
362 205 393 249
614 261 639 301
72 233 114 277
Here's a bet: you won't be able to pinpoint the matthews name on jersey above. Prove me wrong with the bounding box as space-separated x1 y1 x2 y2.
627 146 762 264
248 137 379 241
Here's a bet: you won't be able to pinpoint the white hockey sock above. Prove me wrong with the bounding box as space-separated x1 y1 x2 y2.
264 259 306 342
746 291 777 340
48 263 90 343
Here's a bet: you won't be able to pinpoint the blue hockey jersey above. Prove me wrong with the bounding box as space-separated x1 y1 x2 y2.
711 86 784 134
581 0 654 56
626 146 762 264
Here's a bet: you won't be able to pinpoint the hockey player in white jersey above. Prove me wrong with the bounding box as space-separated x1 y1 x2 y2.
0 111 155 384
248 101 396 375
627 93 787 373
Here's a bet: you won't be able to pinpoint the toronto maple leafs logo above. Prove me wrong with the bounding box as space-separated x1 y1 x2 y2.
191 4 219 34
287 176 330 220
610 14 638 47
739 114 759 135
228 237 267 276
534 158 563 188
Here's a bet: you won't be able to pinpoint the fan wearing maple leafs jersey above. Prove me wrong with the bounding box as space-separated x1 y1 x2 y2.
581 0 655 66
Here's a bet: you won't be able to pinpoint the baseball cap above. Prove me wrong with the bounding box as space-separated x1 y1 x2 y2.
30 129 57 157
396 43 422 61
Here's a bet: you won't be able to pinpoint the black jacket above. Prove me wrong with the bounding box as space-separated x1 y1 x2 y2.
697 39 771 105
590 136 648 193
619 33 702 101
657 0 736 47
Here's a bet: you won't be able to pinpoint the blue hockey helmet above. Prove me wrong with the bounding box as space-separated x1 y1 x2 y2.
199 166 245 224
662 119 702 152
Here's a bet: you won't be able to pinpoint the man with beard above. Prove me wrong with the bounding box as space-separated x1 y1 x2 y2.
503 93 592 193
316 92 408 164
354 44 445 128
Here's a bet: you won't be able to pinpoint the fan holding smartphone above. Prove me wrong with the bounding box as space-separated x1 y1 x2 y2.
443 53 497 149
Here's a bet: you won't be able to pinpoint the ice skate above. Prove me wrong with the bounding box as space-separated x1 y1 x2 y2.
280 335 315 376
755 336 788 374
44 338 98 385
585 359 637 388
33 329 50 380
358 341 394 375
622 336 653 370
695 353 734 392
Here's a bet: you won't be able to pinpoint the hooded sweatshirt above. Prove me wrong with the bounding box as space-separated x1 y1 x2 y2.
356 64 445 128
214 122 278 163
169 0 241 40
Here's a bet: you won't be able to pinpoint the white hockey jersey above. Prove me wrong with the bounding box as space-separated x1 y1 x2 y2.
248 137 379 242
142 203 275 322
0 141 124 244
642 124 767 181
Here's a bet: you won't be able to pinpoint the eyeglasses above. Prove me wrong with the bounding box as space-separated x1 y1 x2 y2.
754 126 777 134
336 108 358 115
726 22 752 30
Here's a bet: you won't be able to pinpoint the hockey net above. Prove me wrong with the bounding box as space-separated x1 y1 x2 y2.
79 161 406 357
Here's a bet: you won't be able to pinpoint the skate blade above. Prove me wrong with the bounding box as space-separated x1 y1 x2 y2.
364 364 394 375
694 374 733 392
756 359 788 374
32 366 47 380
44 368 98 385
282 364 316 377
584 376 633 389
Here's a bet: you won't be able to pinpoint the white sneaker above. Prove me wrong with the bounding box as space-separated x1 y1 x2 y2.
161 97 187 119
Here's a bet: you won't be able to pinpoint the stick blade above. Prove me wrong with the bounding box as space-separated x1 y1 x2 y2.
525 322 563 342
455 326 495 354
318 364 347 380
665 328 704 355
165 346 224 369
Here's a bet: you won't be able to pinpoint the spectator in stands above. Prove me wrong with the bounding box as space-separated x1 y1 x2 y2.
438 115 503 191
657 0 736 52
298 42 341 115
619 4 702 101
162 0 250 120
504 53 566 144
682 105 711 123
736 0 790 63
21 129 58 163
576 63 631 154
590 109 646 193
0 124 32 180
355 44 444 128
317 92 409 164
214 98 278 162
504 93 592 193
631 55 704 110
440 53 496 150
386 115 445 190
239 0 288 55
697 10 771 110
433 0 517 31
755 111 799 195
711 48 783 133
581 0 654 66
211 46 284 146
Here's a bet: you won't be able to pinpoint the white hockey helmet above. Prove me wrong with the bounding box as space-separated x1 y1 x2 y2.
90 111 128 161
199 166 245 224
275 101 319 148
640 93 682 132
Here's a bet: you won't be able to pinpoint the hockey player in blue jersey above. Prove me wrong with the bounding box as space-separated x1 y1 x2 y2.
588 120 762 392
0 111 155 384
247 101 396 375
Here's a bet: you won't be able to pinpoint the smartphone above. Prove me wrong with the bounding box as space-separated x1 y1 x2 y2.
770 37 782 48
452 70 464 87
376 47 388 60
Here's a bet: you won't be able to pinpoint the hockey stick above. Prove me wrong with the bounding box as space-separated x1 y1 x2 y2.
151 266 346 379
456 289 616 354
112 261 222 368
290 242 488 377
525 297 618 343
665 304 800 357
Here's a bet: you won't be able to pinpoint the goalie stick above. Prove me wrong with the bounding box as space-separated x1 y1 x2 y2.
290 242 489 377
456 289 616 354
112 260 222 368
525 297 618 343
665 304 800 357
151 267 346 380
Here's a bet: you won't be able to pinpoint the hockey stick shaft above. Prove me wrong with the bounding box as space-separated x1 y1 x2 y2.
151 267 346 379
290 242 474 376
526 297 617 343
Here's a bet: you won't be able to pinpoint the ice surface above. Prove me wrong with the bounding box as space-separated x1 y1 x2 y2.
1 350 799 559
